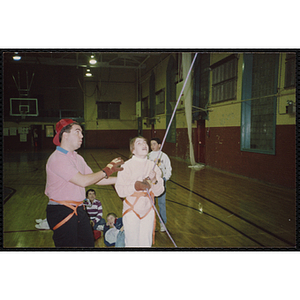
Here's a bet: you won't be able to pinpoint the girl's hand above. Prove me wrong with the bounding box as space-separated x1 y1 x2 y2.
148 170 156 183
135 180 151 191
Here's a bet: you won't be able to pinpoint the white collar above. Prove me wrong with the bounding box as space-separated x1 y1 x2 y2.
132 155 147 162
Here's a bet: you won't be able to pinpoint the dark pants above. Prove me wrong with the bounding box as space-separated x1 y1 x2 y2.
46 205 94 248
93 218 106 230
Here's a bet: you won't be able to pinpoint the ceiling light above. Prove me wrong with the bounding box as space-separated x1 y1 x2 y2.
89 55 97 65
13 52 21 61
85 72 92 77
85 68 93 77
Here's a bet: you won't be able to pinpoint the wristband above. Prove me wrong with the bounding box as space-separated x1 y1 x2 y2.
102 169 108 179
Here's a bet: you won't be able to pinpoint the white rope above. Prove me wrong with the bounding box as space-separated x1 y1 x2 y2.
147 191 177 247
153 52 199 168
147 53 199 247
183 53 196 166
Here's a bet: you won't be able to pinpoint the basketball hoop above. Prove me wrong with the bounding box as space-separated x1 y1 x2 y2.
20 111 28 119
19 105 29 119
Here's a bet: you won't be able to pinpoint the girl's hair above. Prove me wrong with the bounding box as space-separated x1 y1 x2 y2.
129 136 147 154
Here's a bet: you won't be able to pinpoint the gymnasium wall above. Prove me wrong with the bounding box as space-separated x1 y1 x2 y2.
204 125 295 188
3 121 57 151
83 68 137 131
141 124 295 189
84 129 138 149
139 53 296 189
3 52 296 189
81 68 139 149
204 53 296 188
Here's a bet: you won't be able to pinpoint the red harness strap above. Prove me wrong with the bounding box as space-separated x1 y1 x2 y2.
122 191 156 244
50 199 83 230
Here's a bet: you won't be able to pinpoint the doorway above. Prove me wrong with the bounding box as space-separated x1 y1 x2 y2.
31 124 43 150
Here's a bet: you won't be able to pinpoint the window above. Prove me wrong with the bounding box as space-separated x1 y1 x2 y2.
149 71 156 124
155 89 165 115
284 53 296 88
166 55 177 143
176 53 183 83
193 53 210 121
141 96 149 118
45 125 54 137
211 55 238 103
97 102 120 119
241 53 279 154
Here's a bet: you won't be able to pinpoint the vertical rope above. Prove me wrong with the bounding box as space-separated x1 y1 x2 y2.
148 53 199 247
152 52 198 168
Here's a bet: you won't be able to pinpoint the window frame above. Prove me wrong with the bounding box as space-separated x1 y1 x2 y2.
284 53 296 89
211 54 238 104
155 88 165 115
240 53 278 155
96 101 121 120
141 96 149 118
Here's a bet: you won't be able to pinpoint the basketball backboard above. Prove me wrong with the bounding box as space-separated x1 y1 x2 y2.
10 98 39 117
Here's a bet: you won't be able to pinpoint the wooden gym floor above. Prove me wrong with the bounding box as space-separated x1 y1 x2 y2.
2 148 296 249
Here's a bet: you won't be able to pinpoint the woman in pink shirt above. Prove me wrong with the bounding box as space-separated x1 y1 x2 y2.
115 137 164 247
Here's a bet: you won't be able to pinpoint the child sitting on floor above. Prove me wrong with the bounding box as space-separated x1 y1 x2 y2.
103 213 125 247
83 188 106 231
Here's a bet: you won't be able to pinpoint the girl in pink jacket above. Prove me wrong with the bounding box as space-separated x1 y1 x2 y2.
115 137 164 247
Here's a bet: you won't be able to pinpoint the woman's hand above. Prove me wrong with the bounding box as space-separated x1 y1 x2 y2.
148 170 157 183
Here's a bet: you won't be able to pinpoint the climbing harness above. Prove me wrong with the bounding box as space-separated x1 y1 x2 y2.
123 191 156 244
123 191 154 220
50 199 84 230
147 52 199 248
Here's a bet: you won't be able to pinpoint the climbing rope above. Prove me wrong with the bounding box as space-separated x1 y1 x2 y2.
147 52 199 247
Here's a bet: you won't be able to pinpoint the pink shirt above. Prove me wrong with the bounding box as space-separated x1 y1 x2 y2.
45 146 93 203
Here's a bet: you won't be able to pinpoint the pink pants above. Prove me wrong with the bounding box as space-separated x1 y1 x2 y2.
123 209 155 247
